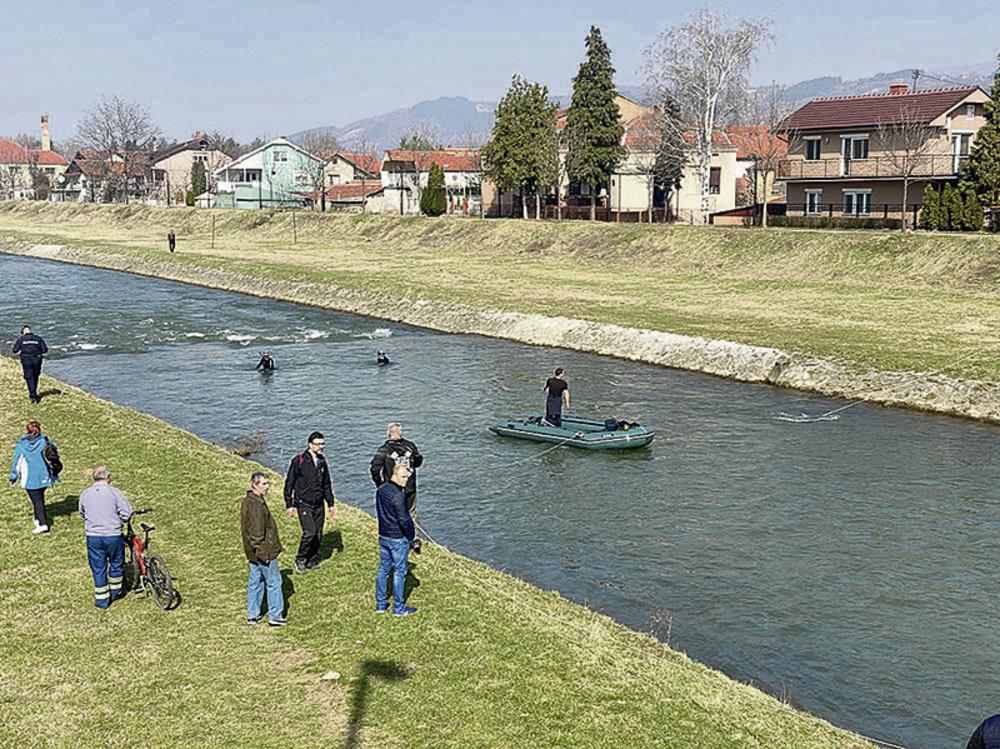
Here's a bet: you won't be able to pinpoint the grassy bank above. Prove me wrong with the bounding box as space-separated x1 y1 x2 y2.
1 202 1000 385
0 360 871 748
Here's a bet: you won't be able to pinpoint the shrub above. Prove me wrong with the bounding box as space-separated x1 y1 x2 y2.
920 184 940 230
420 163 446 217
768 216 903 230
963 189 985 231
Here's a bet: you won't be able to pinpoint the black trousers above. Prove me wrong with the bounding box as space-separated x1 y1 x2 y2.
26 487 47 525
21 358 42 400
546 395 563 427
295 503 325 565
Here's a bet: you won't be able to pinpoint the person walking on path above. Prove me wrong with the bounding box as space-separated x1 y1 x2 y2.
370 422 423 513
8 420 57 534
543 368 570 427
167 230 176 253
78 466 132 609
241 472 286 627
12 325 48 403
375 463 417 617
284 431 337 575
968 715 1000 749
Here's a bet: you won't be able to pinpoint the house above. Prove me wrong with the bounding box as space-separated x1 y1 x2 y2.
213 138 324 209
308 180 388 212
0 116 68 200
322 151 380 186
376 148 482 215
148 133 231 205
777 85 992 224
726 125 787 207
50 149 148 203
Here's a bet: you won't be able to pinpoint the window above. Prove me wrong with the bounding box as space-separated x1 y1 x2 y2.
850 138 869 160
843 190 871 216
246 169 260 182
805 138 821 161
967 104 976 119
805 190 822 215
329 174 341 186
709 167 721 194
272 150 288 162
954 133 972 171
193 153 208 163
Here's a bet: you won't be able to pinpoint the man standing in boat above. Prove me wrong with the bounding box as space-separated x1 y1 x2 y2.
544 368 570 427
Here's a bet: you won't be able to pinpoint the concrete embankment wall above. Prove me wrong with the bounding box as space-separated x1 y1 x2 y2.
4 238 1000 424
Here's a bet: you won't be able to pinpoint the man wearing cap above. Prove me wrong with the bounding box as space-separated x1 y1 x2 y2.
12 325 48 403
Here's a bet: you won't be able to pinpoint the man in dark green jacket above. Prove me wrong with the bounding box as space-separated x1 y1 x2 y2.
241 472 286 627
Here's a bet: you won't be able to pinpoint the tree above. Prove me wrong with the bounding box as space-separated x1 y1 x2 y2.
77 95 160 203
920 184 940 230
643 9 771 224
963 188 984 231
191 160 207 199
961 53 1000 208
420 163 446 216
940 184 961 230
875 104 941 231
653 96 687 222
399 124 443 151
565 26 627 220
736 85 792 227
483 75 559 220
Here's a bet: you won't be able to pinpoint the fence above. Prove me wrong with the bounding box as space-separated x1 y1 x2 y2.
781 203 921 223
778 155 963 180
539 205 674 223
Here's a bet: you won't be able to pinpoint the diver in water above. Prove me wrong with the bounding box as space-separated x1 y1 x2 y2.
376 351 390 366
256 351 275 372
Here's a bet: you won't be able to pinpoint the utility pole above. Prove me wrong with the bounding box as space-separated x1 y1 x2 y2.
912 69 921 92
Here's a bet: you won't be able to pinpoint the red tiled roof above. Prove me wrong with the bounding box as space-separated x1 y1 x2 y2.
327 151 380 175
315 180 383 201
383 148 480 172
620 114 735 151
725 125 787 159
0 139 68 166
780 86 981 132
31 150 68 166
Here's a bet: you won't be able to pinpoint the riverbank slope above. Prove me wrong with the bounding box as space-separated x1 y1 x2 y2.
0 360 872 748
2 201 999 421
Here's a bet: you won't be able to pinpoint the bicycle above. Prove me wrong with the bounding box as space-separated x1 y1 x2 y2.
125 508 177 610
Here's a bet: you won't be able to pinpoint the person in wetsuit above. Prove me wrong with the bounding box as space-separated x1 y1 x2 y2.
376 351 390 366
256 352 275 371
544 368 570 427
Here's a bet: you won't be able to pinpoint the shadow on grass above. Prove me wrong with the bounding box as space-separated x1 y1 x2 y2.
318 529 344 561
37 388 63 400
281 569 295 617
46 494 79 527
343 660 409 749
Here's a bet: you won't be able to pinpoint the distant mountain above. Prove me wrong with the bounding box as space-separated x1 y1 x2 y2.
293 65 993 152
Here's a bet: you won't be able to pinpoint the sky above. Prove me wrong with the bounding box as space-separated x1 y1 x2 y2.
1 0 998 143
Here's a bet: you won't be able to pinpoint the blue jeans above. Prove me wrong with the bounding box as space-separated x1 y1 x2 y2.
86 535 124 609
247 558 284 621
375 536 410 613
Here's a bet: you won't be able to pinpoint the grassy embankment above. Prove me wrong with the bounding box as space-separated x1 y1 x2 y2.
2 201 1000 383
0 360 873 748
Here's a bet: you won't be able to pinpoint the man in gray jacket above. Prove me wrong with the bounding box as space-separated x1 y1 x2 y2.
78 466 132 608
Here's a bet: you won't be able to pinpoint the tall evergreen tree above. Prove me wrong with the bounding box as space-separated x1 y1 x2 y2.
963 188 984 231
191 160 207 199
920 184 940 230
420 163 446 216
653 95 686 220
960 53 1000 208
941 184 961 230
483 75 559 219
565 26 627 220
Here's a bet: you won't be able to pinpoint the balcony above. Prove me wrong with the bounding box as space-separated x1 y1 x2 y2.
778 154 965 180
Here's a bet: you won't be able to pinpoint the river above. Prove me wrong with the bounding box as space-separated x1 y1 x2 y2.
3 254 997 748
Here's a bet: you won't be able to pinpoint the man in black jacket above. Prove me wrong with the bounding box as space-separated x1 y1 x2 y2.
12 325 48 403
284 431 337 574
369 422 423 513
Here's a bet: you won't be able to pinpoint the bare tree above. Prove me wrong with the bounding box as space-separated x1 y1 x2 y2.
643 9 772 224
735 85 793 227
875 104 939 231
13 133 41 150
77 95 160 203
460 126 487 217
296 130 340 160
399 122 443 151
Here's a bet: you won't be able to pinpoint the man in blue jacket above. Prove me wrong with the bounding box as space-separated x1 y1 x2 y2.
12 325 48 403
375 463 417 617
967 714 1000 749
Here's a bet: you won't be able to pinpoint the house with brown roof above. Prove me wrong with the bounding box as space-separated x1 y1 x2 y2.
376 148 482 215
53 150 150 203
147 133 231 205
778 85 991 223
0 116 68 200
322 151 380 186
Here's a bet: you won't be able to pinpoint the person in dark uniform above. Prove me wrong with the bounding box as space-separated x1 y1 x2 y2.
284 431 337 574
256 351 275 371
167 230 176 253
12 325 48 403
967 715 1000 749
543 368 570 427
376 351 390 366
370 422 423 513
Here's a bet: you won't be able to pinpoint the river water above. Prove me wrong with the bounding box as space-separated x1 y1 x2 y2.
3 255 997 748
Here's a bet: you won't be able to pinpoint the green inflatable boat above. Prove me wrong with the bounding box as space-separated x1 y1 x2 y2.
489 415 655 451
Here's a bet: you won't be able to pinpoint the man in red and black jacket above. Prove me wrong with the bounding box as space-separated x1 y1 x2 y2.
284 431 337 574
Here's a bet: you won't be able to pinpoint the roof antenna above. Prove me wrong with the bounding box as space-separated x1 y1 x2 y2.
911 69 920 93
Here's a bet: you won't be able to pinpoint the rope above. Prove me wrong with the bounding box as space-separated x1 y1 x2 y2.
777 348 986 424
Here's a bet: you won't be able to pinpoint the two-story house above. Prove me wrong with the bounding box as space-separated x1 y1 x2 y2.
148 133 231 205
213 137 324 209
778 85 991 224
377 148 482 216
322 151 380 186
0 117 68 200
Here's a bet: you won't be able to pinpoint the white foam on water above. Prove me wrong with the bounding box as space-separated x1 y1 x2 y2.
301 329 328 340
225 333 255 345
77 343 104 351
185 332 206 338
354 327 393 340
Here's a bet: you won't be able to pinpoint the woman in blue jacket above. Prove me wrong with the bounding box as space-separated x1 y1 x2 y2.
8 420 56 534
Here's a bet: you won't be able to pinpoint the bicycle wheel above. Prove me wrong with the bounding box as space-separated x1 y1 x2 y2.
144 554 175 610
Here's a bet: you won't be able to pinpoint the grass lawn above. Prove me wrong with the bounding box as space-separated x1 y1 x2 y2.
0 359 872 748
1 202 1000 384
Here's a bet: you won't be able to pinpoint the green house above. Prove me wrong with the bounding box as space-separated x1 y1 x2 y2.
213 138 323 209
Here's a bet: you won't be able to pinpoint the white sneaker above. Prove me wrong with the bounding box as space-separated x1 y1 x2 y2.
33 524 49 534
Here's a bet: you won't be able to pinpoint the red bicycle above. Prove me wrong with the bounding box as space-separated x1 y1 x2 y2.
125 508 176 610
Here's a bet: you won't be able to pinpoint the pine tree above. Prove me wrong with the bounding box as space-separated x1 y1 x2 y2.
653 95 686 220
964 188 984 231
960 53 1000 208
919 184 938 230
191 160 207 199
940 184 960 230
565 26 627 220
420 163 446 216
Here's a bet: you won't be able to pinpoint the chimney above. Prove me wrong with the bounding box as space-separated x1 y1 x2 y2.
889 84 909 96
40 114 51 151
